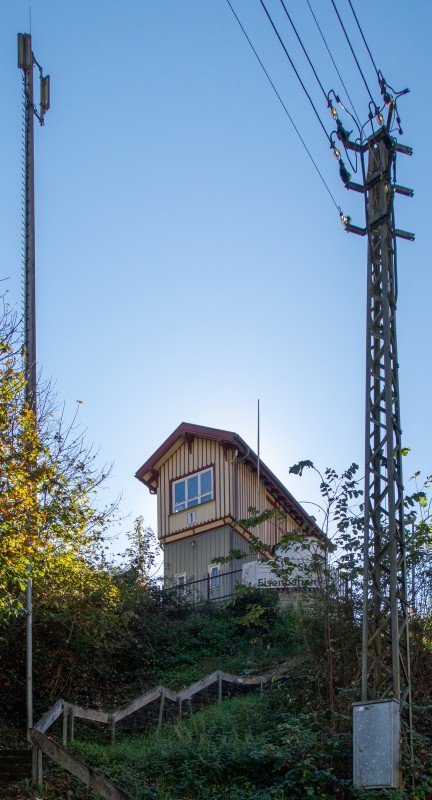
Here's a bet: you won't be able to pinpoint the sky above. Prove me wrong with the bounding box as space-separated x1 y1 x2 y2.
1 0 431 559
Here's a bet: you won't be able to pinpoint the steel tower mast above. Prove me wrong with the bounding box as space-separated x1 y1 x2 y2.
340 97 414 786
343 104 413 706
361 128 412 707
17 33 50 754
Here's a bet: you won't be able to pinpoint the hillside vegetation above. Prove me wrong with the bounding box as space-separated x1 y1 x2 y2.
2 584 431 800
70 591 432 800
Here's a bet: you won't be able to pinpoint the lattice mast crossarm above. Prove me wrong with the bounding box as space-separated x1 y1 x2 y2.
341 104 413 705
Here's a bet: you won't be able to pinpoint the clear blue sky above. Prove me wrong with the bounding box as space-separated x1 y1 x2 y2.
1 1 431 554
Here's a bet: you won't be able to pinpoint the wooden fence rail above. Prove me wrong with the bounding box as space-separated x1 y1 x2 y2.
28 729 134 800
29 665 287 798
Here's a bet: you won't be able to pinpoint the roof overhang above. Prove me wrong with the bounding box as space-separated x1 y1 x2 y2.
135 422 330 546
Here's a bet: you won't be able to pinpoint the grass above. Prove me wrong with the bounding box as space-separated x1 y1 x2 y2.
69 683 432 800
72 694 276 799
3 597 431 800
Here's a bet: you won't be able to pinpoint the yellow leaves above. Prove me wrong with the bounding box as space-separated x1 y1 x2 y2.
34 548 121 615
0 303 118 618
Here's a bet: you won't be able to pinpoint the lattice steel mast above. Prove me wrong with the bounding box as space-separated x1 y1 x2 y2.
361 129 412 706
334 90 414 787
341 102 413 706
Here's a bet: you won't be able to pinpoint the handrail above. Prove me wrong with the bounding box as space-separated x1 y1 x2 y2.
113 686 164 723
33 664 287 739
30 662 295 798
67 704 111 724
33 697 65 733
29 729 134 800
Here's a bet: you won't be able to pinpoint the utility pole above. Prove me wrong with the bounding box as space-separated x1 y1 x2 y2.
360 128 412 708
17 32 50 763
337 97 413 787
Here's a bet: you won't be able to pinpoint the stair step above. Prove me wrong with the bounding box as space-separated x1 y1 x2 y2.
0 750 32 785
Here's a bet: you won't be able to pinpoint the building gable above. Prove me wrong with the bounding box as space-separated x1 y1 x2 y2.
136 422 326 546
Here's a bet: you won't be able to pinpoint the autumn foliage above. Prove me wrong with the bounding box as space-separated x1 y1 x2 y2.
0 296 117 617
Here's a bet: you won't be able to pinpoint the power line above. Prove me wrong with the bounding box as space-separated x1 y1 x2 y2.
305 0 362 128
347 0 380 80
258 0 332 145
330 0 377 110
278 0 327 102
225 0 341 212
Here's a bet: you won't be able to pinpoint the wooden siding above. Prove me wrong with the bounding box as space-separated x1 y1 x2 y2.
156 436 305 549
235 462 297 549
154 436 310 601
168 500 216 535
164 526 255 600
158 437 234 539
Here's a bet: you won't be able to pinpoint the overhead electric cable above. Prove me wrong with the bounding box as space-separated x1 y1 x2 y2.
347 0 380 79
277 0 327 101
305 0 362 128
258 0 332 145
225 0 341 212
330 0 377 109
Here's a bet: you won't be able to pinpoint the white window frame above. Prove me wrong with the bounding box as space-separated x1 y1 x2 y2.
172 467 214 513
175 572 187 596
209 564 220 591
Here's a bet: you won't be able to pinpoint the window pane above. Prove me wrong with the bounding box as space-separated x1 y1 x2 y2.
201 470 212 495
210 566 219 589
187 475 198 500
173 469 213 513
175 481 185 504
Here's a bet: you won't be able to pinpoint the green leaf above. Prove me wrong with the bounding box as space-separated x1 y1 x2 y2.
289 460 314 477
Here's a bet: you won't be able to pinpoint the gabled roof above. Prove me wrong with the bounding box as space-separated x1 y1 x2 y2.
135 422 327 541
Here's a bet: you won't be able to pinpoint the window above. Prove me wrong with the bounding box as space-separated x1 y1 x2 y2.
175 573 186 596
172 468 213 513
209 565 220 590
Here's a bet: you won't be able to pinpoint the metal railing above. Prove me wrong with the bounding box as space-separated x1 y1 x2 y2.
163 568 243 604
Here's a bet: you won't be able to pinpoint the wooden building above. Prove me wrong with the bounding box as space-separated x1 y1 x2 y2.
135 423 326 601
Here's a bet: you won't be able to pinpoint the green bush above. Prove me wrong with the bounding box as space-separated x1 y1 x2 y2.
20 672 432 799
226 586 280 634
